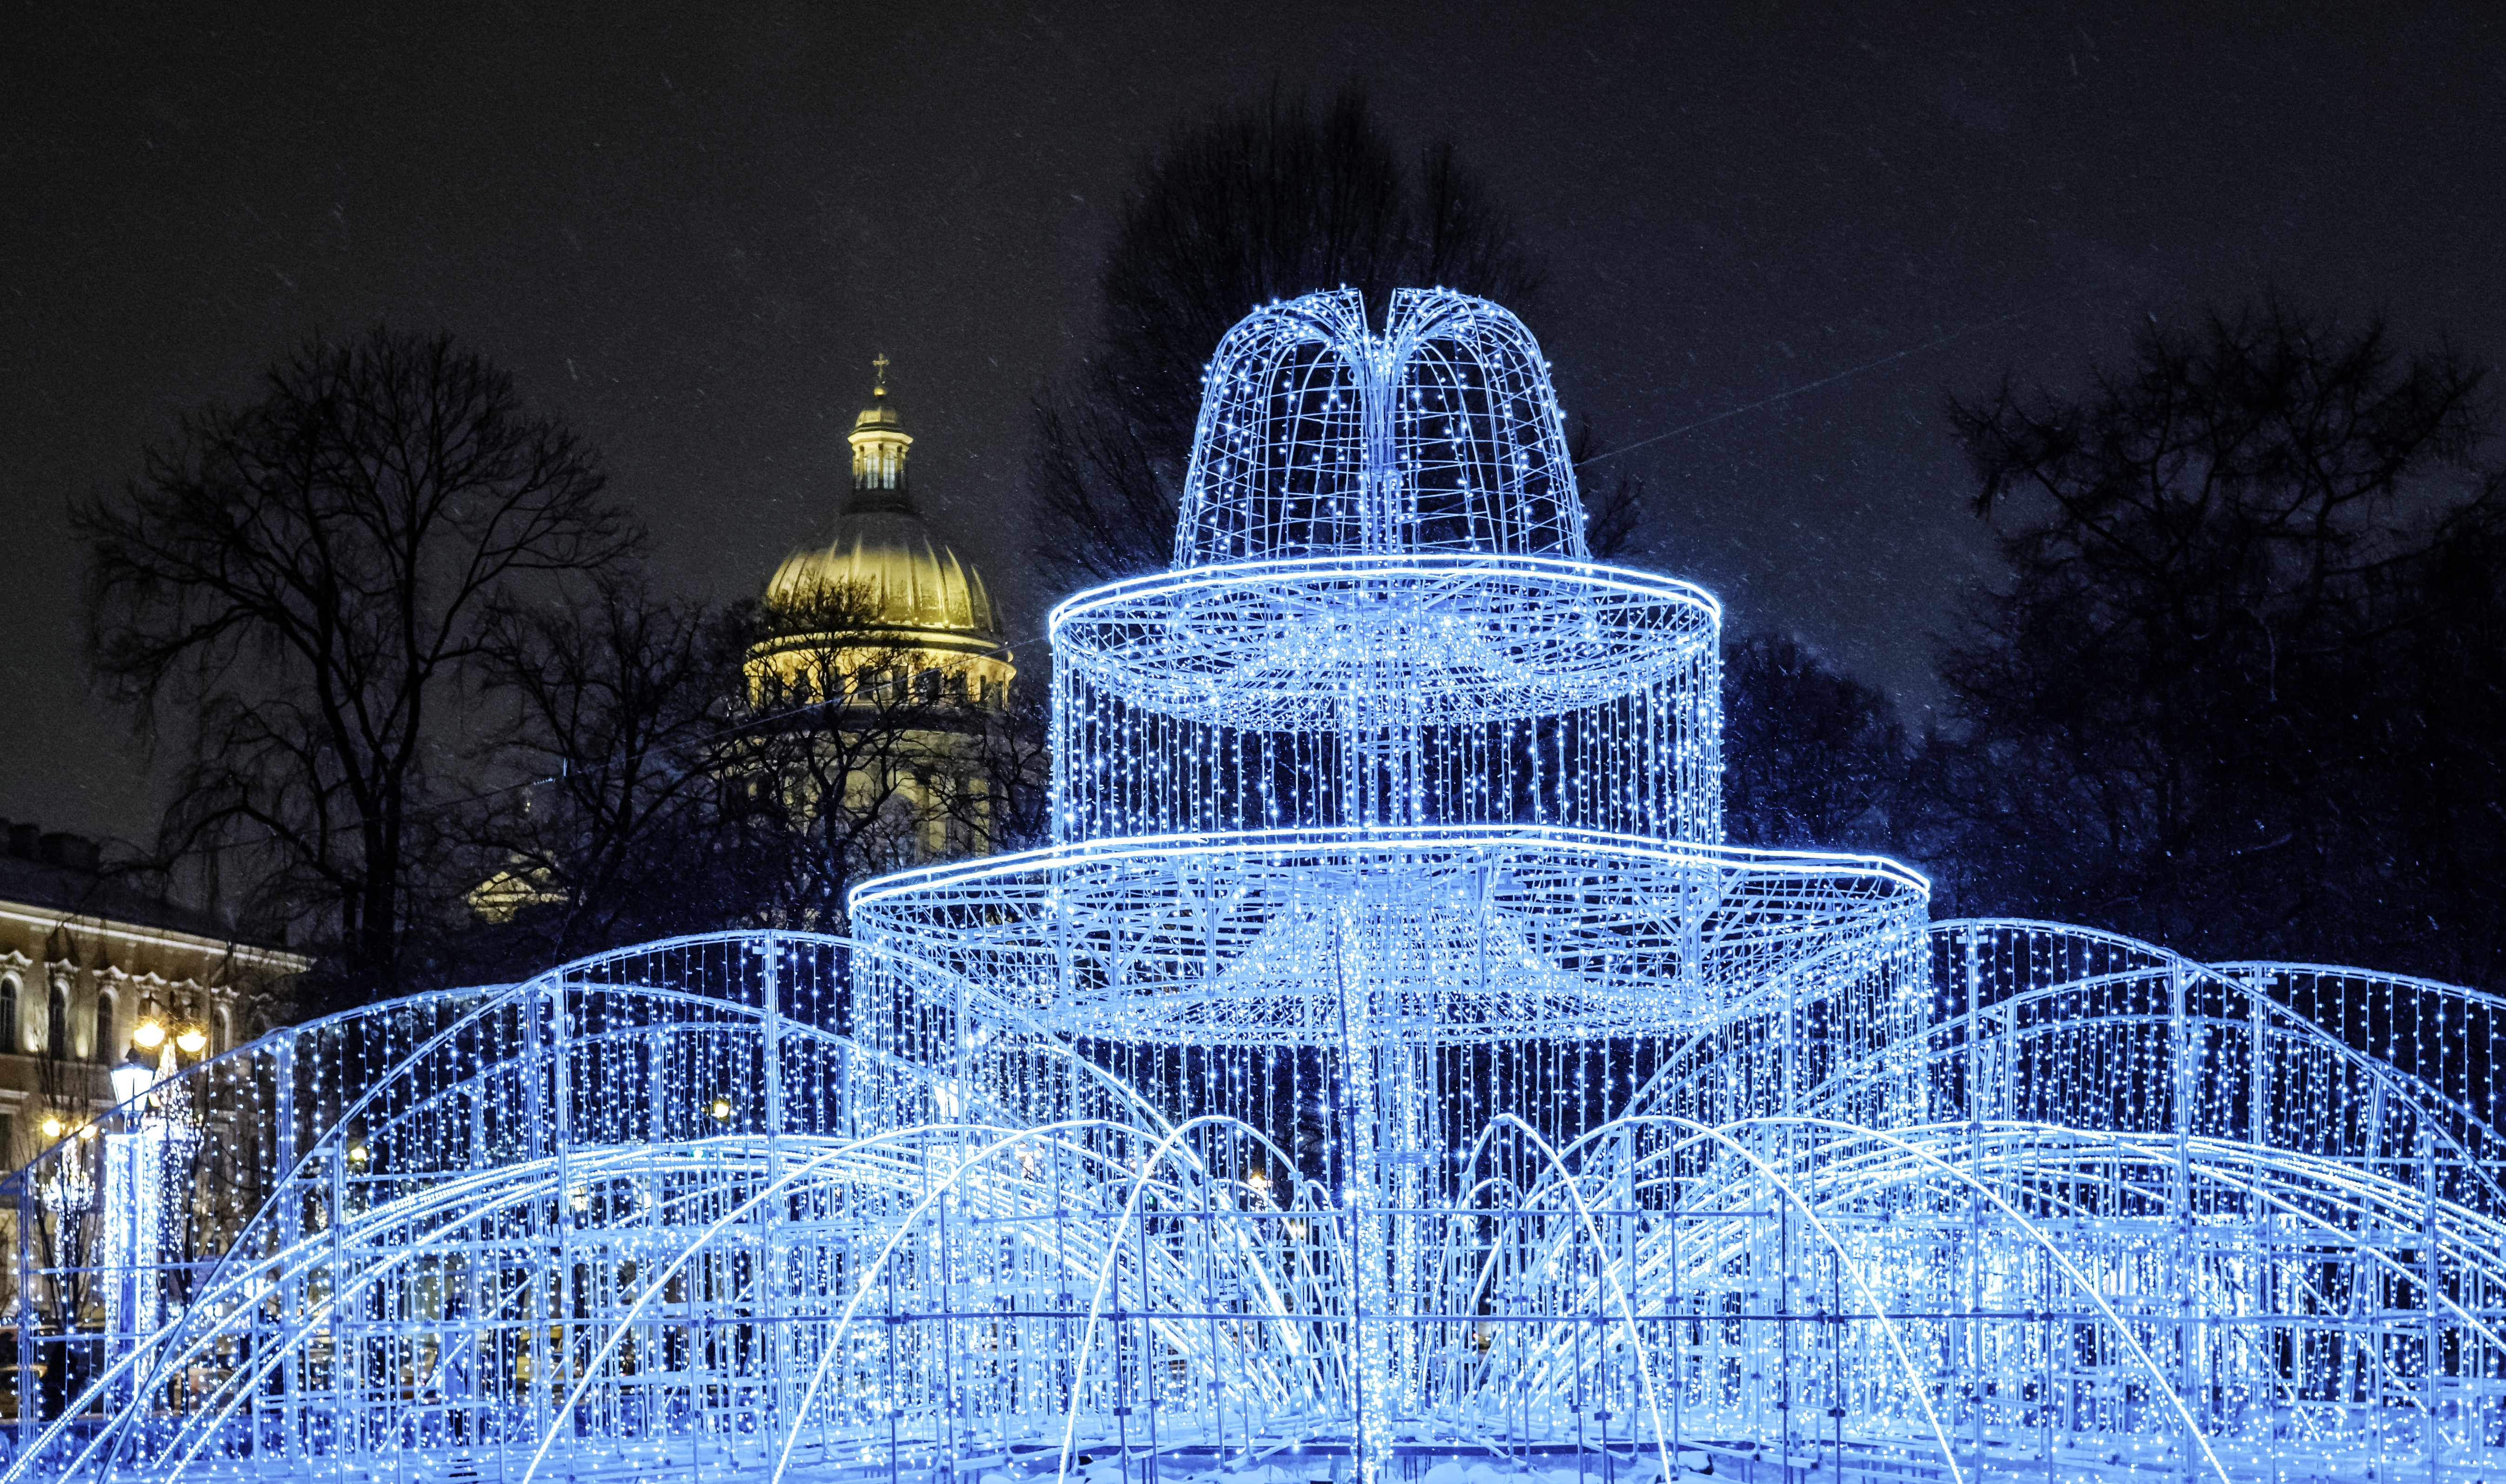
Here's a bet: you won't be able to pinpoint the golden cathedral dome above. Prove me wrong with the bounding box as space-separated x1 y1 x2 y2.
763 357 1003 646
762 514 1000 640
751 357 1014 705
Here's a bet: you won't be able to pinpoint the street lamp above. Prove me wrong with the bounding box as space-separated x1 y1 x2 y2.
110 1047 156 1109
174 1026 207 1057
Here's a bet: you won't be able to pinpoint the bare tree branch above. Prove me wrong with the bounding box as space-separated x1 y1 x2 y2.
1030 85 1550 591
1932 294 2503 980
76 327 643 1006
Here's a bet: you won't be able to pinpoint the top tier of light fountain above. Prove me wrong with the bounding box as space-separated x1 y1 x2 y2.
1170 287 1591 567
1048 289 1726 845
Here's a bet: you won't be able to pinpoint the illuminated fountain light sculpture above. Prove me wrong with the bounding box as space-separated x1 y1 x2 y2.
846 287 1933 1480
1 291 2500 1484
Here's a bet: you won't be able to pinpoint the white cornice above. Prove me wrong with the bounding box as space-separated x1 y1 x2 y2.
0 900 307 975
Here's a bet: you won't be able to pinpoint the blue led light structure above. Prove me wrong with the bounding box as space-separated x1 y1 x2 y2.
4 291 2501 1484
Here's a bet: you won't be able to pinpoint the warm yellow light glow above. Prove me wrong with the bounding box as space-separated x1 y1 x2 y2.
77 1124 95 1140
710 1097 733 1121
347 1144 369 1165
175 1027 208 1055
40 1115 62 1140
132 1020 166 1050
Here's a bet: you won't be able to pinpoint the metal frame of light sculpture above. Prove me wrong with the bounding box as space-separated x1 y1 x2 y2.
846 292 1933 1481
3 291 2501 1484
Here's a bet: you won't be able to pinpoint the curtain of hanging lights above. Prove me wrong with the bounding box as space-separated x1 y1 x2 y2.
4 291 2501 1484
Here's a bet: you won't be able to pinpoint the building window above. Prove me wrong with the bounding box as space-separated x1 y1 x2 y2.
46 983 66 1061
0 975 15 1053
94 990 115 1064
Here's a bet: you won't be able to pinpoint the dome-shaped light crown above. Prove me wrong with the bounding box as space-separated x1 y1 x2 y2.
1172 288 1585 568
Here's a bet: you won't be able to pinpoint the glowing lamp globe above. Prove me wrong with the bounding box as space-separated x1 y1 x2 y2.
109 1050 154 1107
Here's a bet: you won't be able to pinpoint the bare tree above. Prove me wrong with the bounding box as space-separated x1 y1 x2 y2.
460 575 751 972
1721 633 1909 855
78 327 642 1006
461 578 1047 956
1032 86 1551 590
955 670 1054 857
1935 295 2502 978
1569 417 1648 563
21 1006 100 1390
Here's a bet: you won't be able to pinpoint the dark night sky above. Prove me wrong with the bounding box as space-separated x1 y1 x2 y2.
5 2 2501 847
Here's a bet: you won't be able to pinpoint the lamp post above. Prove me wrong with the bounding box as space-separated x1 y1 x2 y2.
104 1049 160 1360
104 1026 202 1370
105 1041 159 1356
109 1047 156 1113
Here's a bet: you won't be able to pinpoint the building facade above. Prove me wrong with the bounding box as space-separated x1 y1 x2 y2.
0 819 304 1389
0 823 305 1166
